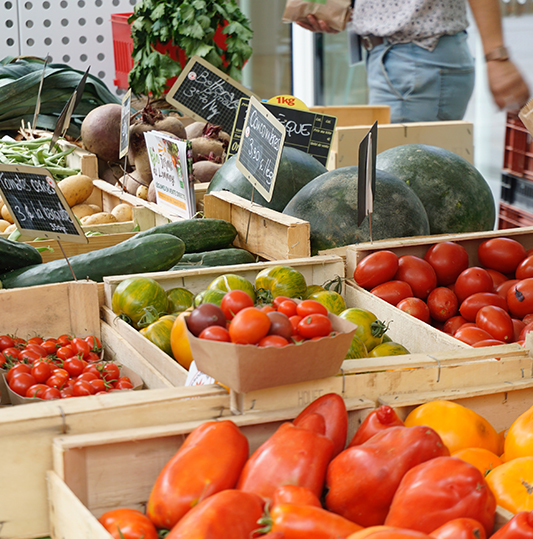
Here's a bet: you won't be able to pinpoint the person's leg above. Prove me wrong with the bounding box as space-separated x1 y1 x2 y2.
366 32 475 123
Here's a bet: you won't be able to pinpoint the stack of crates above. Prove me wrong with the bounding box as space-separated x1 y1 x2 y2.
499 112 533 229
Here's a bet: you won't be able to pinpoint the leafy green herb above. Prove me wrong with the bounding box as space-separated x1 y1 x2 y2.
128 0 253 98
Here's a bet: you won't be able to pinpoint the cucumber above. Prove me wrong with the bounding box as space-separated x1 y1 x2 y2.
0 237 43 273
0 233 185 289
169 247 257 271
134 218 237 253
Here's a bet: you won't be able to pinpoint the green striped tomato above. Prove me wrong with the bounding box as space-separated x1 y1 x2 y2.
254 265 307 299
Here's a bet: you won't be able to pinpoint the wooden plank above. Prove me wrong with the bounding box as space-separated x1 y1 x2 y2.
334 121 474 166
203 191 311 260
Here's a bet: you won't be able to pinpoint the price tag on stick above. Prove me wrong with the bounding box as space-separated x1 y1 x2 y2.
357 121 378 238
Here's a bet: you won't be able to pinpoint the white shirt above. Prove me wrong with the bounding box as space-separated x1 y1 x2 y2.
351 0 469 50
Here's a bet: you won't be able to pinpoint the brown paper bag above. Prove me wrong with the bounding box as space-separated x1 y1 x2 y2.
282 0 353 32
519 97 533 137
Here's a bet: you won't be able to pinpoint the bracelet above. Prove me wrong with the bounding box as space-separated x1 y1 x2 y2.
485 46 510 62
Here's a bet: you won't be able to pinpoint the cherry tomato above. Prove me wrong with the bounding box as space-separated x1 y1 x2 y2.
2 346 21 364
272 296 293 309
101 362 121 383
394 255 437 299
296 299 328 317
9 372 37 396
27 336 43 345
83 363 102 378
30 360 52 383
459 292 508 322
454 325 494 345
297 313 332 339
475 305 514 342
72 379 96 397
371 280 413 305
24 343 48 358
258 335 290 347
60 386 74 398
507 278 533 319
478 237 527 274
41 339 59 356
62 356 86 378
229 307 271 345
56 345 76 361
424 241 470 286
199 325 231 342
277 300 298 318
18 349 43 364
496 279 519 299
71 337 92 359
220 289 255 321
354 250 399 290
115 379 134 390
443 315 468 335
77 372 99 382
260 305 276 313
85 334 102 353
89 378 108 393
86 351 101 363
0 335 15 352
57 334 73 345
396 297 431 324
454 267 494 304
267 311 293 340
42 386 61 400
98 508 159 539
6 362 32 383
46 374 68 390
426 287 459 322
289 315 303 335
26 383 49 399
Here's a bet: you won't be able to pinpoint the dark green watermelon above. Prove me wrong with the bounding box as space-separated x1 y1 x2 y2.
376 144 496 235
207 147 327 212
283 167 430 255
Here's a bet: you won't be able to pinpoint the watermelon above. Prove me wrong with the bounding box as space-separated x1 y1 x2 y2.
207 146 327 212
283 167 430 255
376 144 496 235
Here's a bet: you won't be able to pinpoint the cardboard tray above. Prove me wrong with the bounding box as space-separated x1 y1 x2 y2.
188 313 357 393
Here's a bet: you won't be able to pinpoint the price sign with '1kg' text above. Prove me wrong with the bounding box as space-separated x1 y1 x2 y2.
0 164 87 243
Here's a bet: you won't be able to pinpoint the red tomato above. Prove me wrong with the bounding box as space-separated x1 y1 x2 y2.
6 362 31 383
296 299 328 317
519 321 533 341
86 351 101 363
459 292 508 322
56 345 76 361
42 386 61 400
98 508 158 539
27 336 43 345
260 305 276 313
72 379 96 396
371 280 414 305
395 255 437 300
115 378 134 390
272 296 292 309
454 267 494 304
18 349 43 364
289 315 303 335
2 346 21 364
62 356 86 378
272 484 322 508
267 311 293 340
57 334 73 345
424 242 469 286
277 300 298 318
83 363 102 378
354 250 399 290
41 339 59 356
220 289 255 321
496 279 520 299
229 307 271 345
478 237 527 274
507 278 533 319
60 386 74 398
26 383 49 399
77 372 99 382
454 325 494 345
297 314 332 339
485 269 508 289
475 305 514 342
258 335 289 347
71 337 91 359
30 360 52 383
430 517 487 539
396 297 431 324
199 325 231 342
89 378 108 393
101 362 121 383
443 315 468 335
523 313 533 325
426 287 459 322
9 372 37 396
85 334 102 353
515 256 533 280
46 374 68 390
0 335 15 352
512 318 526 342
471 339 506 348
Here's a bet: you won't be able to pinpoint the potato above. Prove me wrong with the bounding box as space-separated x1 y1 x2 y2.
71 204 97 220
4 223 17 234
111 203 133 222
136 185 149 200
57 174 94 207
1 204 14 224
88 204 103 213
80 212 117 225
0 219 11 232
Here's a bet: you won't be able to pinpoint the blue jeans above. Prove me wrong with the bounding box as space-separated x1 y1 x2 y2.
366 32 475 123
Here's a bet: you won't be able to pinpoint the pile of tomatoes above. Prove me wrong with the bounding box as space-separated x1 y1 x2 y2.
0 333 134 400
185 290 337 346
353 236 533 347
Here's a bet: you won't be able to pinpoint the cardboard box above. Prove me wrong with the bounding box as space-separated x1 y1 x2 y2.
189 313 356 393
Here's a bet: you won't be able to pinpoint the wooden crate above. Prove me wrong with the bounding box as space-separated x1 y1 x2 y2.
47 397 374 539
330 120 474 169
203 191 311 260
308 105 391 127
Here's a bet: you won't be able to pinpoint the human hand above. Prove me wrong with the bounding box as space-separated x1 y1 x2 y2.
487 59 531 111
295 14 340 34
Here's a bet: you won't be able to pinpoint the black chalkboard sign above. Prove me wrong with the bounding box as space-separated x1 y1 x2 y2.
227 98 337 166
166 56 257 134
0 164 87 243
235 96 286 202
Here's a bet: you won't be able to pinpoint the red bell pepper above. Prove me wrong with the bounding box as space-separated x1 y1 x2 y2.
490 511 533 539
325 425 449 527
348 404 405 447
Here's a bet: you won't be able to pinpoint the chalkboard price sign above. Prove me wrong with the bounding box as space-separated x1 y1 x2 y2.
166 56 257 134
0 164 87 244
236 96 286 202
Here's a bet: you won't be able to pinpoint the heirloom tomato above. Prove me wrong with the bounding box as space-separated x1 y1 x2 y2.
194 288 226 307
199 325 231 342
490 510 533 539
394 255 437 300
347 528 431 539
255 265 307 299
339 308 388 352
429 518 487 539
354 250 399 290
306 289 347 315
140 314 177 357
297 313 332 339
452 447 503 476
98 508 158 539
186 303 226 337
272 484 322 508
504 403 533 460
208 273 256 302
348 404 404 447
424 241 469 286
478 237 526 274
220 289 254 321
229 307 271 344
266 311 293 340
258 335 289 347
166 287 194 314
368 342 410 357
384 457 496 536
170 312 194 370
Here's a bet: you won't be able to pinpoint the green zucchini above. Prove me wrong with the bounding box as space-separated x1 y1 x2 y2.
0 237 43 273
0 233 185 289
134 218 237 253
169 247 257 271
